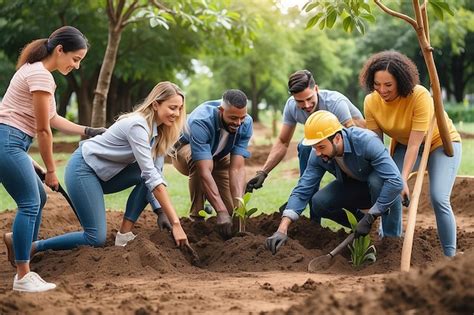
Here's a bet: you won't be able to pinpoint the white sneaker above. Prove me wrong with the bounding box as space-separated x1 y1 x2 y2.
115 231 136 247
13 272 56 292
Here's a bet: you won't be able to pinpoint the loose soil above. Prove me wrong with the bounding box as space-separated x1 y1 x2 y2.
1 133 473 314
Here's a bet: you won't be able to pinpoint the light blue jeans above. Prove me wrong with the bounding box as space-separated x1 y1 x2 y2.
0 124 47 263
35 146 157 251
381 142 462 256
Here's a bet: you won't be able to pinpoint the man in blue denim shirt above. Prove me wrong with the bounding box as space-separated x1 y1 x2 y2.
266 110 403 254
172 89 253 238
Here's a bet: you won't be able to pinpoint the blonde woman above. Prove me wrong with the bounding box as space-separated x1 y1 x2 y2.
26 81 188 259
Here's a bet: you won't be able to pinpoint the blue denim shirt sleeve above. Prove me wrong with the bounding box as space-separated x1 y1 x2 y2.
362 135 403 215
282 151 327 221
231 117 253 158
127 124 166 192
189 119 214 161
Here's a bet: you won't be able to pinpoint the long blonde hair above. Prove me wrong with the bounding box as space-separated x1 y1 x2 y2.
119 81 185 158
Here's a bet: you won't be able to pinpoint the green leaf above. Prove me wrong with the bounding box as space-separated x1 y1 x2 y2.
243 192 251 205
360 2 371 13
361 13 375 24
430 1 444 20
246 208 258 218
364 252 376 262
343 209 358 231
198 210 208 218
306 13 322 29
326 10 337 28
304 2 319 13
354 18 366 34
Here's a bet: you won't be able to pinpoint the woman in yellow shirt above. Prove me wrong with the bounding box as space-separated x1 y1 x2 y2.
359 51 461 258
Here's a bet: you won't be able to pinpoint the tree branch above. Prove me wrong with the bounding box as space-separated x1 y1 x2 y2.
421 0 430 45
107 0 116 24
149 0 173 13
115 0 126 28
374 0 417 28
121 0 140 25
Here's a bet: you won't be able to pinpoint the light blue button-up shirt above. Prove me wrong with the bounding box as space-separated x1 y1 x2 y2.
181 100 253 161
282 127 403 221
81 114 166 192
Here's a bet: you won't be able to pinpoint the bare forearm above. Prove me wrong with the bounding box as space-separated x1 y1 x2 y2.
262 141 289 174
401 146 419 180
277 217 292 234
36 129 56 172
200 172 227 211
152 184 180 225
50 115 86 135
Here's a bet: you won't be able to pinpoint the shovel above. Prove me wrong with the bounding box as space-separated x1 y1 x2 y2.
32 160 81 224
307 233 354 273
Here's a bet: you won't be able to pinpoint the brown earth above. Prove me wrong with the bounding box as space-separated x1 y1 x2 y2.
1 129 473 314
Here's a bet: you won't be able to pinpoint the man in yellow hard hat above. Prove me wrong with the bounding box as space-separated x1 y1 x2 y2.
266 110 403 255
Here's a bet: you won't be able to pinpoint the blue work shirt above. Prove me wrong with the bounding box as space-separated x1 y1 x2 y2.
181 100 253 161
282 127 403 221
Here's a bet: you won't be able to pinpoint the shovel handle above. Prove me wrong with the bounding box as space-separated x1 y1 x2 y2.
329 233 354 257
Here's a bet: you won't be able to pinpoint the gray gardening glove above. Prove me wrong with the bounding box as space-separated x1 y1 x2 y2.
85 127 107 137
216 211 233 239
265 231 288 255
355 213 376 238
154 208 172 231
245 170 268 193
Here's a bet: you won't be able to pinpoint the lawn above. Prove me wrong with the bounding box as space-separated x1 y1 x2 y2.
2 122 474 216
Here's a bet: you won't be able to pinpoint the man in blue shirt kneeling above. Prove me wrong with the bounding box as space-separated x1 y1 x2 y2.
266 110 403 254
171 89 253 239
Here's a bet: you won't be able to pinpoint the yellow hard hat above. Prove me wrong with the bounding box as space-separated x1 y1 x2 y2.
302 110 343 146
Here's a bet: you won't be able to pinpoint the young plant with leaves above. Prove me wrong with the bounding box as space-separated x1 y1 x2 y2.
198 204 215 221
344 210 377 267
233 192 258 233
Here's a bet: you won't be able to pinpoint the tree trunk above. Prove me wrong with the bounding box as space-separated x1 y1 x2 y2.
57 84 73 117
91 27 122 127
451 53 465 103
250 71 259 122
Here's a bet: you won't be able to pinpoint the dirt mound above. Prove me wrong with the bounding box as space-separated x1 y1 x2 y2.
1 177 473 314
272 250 474 315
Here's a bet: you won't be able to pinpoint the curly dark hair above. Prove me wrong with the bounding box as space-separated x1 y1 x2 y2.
359 51 420 97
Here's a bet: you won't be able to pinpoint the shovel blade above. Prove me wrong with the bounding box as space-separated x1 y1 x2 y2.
307 254 334 273
182 243 201 266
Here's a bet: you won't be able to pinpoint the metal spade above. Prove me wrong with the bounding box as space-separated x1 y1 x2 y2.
307 233 354 273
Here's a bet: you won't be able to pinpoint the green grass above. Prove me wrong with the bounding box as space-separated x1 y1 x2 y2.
2 136 474 217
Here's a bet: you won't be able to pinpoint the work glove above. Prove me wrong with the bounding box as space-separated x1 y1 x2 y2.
153 208 172 231
216 211 233 239
355 213 376 238
245 170 268 193
85 126 107 138
265 231 288 255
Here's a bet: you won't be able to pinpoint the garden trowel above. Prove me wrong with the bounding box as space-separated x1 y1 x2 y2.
307 233 354 273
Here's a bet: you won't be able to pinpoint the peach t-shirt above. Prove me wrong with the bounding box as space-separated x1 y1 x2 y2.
364 85 460 153
0 62 57 137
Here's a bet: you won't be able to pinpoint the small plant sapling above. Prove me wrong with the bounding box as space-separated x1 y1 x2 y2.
233 192 258 233
198 204 215 220
343 210 377 267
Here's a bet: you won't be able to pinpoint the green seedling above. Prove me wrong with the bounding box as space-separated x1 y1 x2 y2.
233 192 258 233
343 209 377 267
198 204 215 220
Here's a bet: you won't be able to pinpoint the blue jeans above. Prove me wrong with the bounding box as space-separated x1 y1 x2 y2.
382 142 462 256
311 173 397 229
0 124 46 263
35 147 155 251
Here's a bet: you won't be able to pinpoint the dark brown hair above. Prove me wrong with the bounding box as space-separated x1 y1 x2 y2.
288 70 316 94
16 26 88 69
359 51 420 97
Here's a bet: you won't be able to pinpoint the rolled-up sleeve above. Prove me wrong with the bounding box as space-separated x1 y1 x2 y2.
127 124 166 192
283 152 326 221
231 118 252 158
